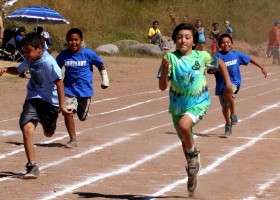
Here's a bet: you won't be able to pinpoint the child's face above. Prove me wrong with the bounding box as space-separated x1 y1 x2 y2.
175 29 194 55
219 37 232 52
67 33 82 53
213 24 218 30
22 44 43 61
196 20 202 26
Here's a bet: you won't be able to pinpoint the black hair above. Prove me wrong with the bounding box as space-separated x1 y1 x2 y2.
171 23 199 49
212 22 218 27
218 33 233 46
66 28 83 41
16 26 25 35
153 21 159 26
21 32 43 49
35 26 43 35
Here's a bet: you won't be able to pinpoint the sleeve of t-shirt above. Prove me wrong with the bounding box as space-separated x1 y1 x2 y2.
16 60 29 73
205 52 219 69
89 49 104 68
47 59 62 82
55 52 64 68
238 52 250 66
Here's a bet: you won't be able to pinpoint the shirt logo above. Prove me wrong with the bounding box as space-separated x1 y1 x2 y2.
192 61 201 70
224 59 237 67
65 60 87 66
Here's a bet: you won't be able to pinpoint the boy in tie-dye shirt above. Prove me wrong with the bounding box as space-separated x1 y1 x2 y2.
157 23 233 195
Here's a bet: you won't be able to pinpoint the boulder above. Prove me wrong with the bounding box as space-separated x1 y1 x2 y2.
95 44 119 54
123 44 163 56
113 40 140 51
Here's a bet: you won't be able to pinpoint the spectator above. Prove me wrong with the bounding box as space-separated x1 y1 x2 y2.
209 22 220 53
264 21 280 65
195 19 206 50
148 21 169 51
224 20 233 37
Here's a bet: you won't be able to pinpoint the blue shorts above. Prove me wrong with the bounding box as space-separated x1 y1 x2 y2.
19 98 59 135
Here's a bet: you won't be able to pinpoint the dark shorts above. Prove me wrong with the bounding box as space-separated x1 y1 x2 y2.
65 95 91 121
19 98 60 135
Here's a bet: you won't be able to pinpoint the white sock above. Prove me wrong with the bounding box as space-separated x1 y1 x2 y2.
186 145 195 154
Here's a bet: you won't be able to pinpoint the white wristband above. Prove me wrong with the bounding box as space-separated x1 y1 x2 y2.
100 69 109 87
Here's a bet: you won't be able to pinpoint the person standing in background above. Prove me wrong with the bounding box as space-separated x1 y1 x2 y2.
209 22 220 54
195 20 206 50
264 21 280 65
224 20 233 37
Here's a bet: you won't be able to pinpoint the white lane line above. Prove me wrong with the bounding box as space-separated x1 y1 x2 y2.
0 110 166 160
39 142 182 200
0 130 21 136
91 90 162 104
37 103 280 199
240 174 280 200
0 73 279 123
0 123 172 183
148 125 280 200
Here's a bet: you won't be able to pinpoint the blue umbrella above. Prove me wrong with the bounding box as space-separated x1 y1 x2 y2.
5 5 70 25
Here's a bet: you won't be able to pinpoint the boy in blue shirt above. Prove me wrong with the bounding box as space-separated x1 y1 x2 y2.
0 33 72 179
56 28 109 148
208 34 267 137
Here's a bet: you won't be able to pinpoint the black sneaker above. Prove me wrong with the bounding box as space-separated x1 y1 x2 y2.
185 148 201 194
22 163 39 179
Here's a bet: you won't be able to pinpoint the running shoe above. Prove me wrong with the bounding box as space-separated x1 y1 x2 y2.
22 163 39 179
230 114 238 125
225 124 232 137
185 148 201 194
65 139 78 148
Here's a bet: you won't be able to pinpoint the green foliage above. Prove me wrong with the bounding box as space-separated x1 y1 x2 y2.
2 0 279 51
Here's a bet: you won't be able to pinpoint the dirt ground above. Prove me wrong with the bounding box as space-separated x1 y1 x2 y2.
0 52 280 200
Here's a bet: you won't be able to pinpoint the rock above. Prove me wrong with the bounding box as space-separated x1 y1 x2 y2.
113 40 140 51
95 44 119 54
123 44 164 56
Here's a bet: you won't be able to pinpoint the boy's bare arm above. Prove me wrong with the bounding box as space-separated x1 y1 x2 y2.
218 59 234 114
250 58 268 77
54 79 73 116
159 58 169 91
0 67 20 76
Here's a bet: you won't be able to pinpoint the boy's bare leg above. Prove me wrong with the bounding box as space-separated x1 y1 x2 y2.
22 122 36 162
222 107 231 125
22 121 40 179
178 115 200 195
64 114 76 141
64 114 78 148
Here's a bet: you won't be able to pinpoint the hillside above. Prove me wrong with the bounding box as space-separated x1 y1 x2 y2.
1 0 279 51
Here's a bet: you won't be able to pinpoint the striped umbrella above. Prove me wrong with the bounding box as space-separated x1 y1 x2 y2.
5 5 70 25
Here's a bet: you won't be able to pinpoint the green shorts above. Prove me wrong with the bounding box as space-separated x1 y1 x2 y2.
171 104 209 140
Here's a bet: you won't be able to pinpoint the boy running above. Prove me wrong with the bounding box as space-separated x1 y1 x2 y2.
56 28 109 148
208 34 267 137
0 33 71 179
158 23 233 195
